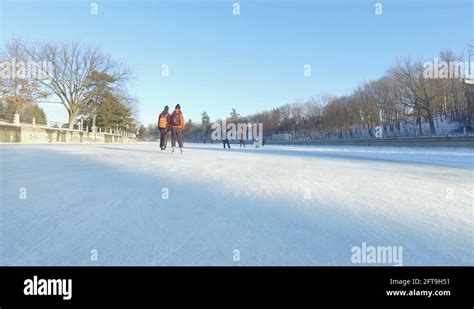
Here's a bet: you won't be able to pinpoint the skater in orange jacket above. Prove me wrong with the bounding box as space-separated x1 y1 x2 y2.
158 105 170 151
170 104 185 153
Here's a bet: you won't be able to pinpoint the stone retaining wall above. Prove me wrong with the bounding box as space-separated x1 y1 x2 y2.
0 123 136 144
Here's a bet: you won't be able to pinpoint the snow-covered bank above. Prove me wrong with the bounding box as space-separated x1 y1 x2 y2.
1 143 473 265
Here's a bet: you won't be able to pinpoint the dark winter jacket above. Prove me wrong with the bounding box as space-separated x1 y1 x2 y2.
170 110 185 129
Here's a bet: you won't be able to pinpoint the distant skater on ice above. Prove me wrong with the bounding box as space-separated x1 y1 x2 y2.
239 127 246 148
223 137 231 149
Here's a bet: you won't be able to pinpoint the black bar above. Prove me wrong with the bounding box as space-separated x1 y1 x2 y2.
0 267 472 306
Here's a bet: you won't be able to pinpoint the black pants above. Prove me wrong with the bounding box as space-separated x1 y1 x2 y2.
223 139 231 149
159 128 168 150
239 139 245 148
171 127 184 148
222 139 230 149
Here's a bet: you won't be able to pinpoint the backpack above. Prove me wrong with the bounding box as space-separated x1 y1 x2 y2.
158 114 168 128
171 112 181 127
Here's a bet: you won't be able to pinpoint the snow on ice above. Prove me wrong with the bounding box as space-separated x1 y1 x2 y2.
0 143 473 265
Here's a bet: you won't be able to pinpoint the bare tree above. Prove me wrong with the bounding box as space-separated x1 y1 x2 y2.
28 41 131 128
389 58 439 135
0 38 48 111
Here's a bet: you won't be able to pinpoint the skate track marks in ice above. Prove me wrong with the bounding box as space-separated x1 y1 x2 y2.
1 143 473 265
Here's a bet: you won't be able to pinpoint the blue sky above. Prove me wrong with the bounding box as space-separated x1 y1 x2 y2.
1 0 472 125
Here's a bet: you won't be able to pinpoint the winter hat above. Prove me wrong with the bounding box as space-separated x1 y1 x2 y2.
175 104 181 110
164 105 169 112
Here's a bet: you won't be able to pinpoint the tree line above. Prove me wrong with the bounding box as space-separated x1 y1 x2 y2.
181 47 473 142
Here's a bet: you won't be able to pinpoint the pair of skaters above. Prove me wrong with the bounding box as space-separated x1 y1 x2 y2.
222 127 244 149
158 104 185 153
223 127 263 149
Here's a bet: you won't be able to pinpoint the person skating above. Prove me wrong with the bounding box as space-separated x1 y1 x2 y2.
239 127 245 148
170 104 185 153
254 134 260 148
223 137 231 149
158 105 170 151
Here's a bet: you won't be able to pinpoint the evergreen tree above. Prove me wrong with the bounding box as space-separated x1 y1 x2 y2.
137 124 149 141
20 103 47 124
229 108 240 120
95 92 134 132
